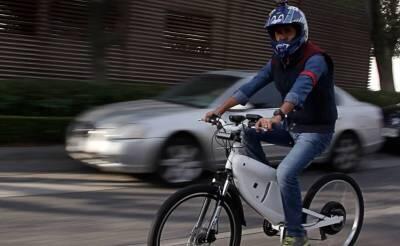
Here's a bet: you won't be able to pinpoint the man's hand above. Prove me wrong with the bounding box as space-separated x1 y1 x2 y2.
255 116 282 132
202 97 239 123
203 110 221 123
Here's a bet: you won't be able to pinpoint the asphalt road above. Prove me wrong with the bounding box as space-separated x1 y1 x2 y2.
1 152 400 246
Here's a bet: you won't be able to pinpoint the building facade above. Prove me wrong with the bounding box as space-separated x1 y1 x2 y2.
0 0 370 88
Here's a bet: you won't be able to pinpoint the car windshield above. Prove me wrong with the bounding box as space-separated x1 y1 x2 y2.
157 74 241 108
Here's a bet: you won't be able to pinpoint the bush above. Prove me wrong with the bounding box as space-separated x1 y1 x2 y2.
1 79 398 145
0 79 169 117
345 88 400 107
0 115 72 145
0 79 169 145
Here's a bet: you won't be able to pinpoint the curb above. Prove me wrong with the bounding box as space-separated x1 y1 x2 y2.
0 145 68 161
0 145 94 173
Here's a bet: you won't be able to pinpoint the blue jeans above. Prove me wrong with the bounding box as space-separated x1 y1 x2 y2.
241 126 333 237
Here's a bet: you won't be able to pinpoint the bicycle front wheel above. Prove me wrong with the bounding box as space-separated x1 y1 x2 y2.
303 173 364 246
148 184 242 246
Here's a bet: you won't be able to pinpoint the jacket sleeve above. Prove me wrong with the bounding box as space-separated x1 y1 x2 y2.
232 61 274 105
284 54 328 108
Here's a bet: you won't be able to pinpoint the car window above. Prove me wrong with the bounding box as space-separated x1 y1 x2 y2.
335 90 342 106
334 87 359 106
158 74 241 108
248 83 282 108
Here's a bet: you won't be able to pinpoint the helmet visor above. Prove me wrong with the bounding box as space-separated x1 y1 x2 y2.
267 23 301 41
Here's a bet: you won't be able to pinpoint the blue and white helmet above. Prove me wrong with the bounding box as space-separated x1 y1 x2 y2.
265 1 309 59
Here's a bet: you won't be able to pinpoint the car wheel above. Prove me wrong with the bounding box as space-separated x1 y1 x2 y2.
157 135 204 185
330 132 362 172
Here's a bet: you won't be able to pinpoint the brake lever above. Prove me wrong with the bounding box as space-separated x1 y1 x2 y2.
250 126 269 132
198 117 223 129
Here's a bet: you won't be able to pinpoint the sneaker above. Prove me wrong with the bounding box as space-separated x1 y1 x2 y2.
282 236 311 246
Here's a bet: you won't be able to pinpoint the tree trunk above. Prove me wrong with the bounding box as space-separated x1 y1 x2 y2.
368 0 396 92
375 44 395 92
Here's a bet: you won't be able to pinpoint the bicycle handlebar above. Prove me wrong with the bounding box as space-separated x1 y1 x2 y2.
200 113 266 141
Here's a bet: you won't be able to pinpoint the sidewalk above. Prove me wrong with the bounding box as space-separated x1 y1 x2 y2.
0 145 94 173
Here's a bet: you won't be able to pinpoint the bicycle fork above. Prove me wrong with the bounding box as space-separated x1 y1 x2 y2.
207 176 231 236
190 175 231 243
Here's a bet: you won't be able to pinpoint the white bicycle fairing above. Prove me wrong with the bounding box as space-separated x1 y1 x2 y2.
231 153 285 225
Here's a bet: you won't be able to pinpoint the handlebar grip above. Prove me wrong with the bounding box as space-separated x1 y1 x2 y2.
248 121 256 128
246 114 263 122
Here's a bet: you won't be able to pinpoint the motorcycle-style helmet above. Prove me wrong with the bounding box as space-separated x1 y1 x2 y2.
265 1 308 59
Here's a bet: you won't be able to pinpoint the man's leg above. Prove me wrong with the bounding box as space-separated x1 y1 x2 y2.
240 127 294 164
276 132 333 237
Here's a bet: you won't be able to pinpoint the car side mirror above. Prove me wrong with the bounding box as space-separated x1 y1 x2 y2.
230 103 254 111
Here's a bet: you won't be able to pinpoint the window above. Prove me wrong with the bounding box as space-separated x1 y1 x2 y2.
335 91 342 106
103 0 127 46
48 0 125 42
0 0 38 35
49 0 89 39
334 87 356 106
249 83 282 108
163 11 212 55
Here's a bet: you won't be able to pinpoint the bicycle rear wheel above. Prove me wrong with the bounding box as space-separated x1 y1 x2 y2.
148 184 242 246
303 173 364 246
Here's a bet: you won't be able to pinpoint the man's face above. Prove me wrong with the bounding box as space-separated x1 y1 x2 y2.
274 25 297 42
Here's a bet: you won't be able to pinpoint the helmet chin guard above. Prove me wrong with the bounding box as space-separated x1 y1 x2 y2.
271 36 303 59
274 40 292 59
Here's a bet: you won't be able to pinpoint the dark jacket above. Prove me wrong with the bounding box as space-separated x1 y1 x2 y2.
233 41 337 133
271 41 338 133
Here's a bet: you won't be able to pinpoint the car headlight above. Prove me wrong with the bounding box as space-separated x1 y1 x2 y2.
108 124 147 140
87 128 116 140
68 121 95 136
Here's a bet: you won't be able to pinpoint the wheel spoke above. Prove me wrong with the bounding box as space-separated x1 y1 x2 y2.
303 174 363 246
149 186 241 246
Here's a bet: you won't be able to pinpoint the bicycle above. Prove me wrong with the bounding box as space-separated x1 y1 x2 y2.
148 114 364 245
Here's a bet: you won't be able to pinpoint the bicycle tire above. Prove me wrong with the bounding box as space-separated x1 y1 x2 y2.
148 184 242 246
303 173 364 246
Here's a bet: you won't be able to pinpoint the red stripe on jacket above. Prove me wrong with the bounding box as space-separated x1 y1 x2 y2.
300 70 318 86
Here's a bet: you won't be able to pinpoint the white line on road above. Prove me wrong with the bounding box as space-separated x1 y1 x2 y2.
0 173 141 198
128 228 265 246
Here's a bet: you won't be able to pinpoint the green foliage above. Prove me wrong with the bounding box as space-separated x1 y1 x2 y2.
345 88 400 107
380 0 400 44
0 116 72 145
368 0 399 91
0 79 169 145
370 0 400 48
0 79 168 117
2 79 398 145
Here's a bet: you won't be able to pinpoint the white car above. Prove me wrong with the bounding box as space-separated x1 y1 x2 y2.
66 71 384 184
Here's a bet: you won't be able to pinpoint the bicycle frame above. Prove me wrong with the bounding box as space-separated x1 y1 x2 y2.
207 120 344 235
227 143 285 225
148 118 362 246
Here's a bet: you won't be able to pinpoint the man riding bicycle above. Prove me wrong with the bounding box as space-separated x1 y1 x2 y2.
204 1 337 245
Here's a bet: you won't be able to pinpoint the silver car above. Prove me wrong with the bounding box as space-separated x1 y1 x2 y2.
66 71 384 184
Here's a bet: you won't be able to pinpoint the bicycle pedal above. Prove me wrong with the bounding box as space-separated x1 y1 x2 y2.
263 219 279 237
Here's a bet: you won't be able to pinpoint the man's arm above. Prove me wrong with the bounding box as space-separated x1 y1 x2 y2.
279 101 295 116
256 55 328 130
204 61 273 121
214 96 240 116
232 61 274 106
283 54 328 109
